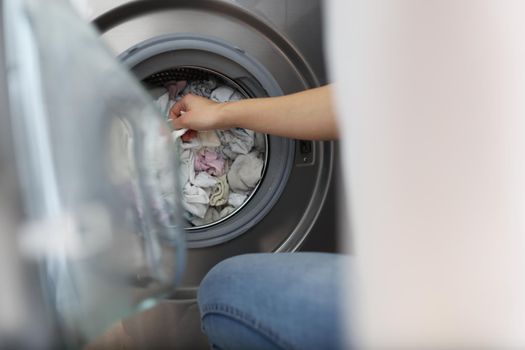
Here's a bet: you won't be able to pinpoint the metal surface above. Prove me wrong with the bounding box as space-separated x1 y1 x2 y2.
81 0 335 348
85 0 334 287
85 0 327 83
91 0 321 91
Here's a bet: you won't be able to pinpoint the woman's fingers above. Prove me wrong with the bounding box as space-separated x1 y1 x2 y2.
170 98 188 119
169 94 220 131
172 112 191 129
170 95 194 129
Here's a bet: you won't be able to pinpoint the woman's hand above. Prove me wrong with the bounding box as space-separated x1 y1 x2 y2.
170 94 230 131
169 85 337 140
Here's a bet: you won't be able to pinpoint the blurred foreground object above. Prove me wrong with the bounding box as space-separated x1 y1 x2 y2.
326 0 525 348
1 0 185 347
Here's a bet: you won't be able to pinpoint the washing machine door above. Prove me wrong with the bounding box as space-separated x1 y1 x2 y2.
1 0 185 346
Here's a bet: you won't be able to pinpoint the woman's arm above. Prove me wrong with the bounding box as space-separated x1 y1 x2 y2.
170 85 338 140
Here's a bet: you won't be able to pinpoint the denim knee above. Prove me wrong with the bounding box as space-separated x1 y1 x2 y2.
197 254 289 349
196 253 349 350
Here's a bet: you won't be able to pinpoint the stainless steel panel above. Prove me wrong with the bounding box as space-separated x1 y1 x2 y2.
80 1 336 347
82 0 334 288
98 9 313 92
85 0 327 83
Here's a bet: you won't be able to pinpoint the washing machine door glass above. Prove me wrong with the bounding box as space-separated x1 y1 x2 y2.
3 0 186 345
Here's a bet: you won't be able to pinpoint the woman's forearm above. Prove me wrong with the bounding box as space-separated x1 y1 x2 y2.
218 85 338 140
170 84 338 140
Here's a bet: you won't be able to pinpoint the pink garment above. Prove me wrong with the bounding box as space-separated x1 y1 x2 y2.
195 149 227 176
165 80 187 100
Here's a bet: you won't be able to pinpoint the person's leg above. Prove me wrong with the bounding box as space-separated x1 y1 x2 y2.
197 253 349 350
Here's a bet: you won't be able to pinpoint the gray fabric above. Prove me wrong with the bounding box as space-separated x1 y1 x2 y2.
227 152 264 193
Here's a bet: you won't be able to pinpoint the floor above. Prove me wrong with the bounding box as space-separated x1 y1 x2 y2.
86 300 210 350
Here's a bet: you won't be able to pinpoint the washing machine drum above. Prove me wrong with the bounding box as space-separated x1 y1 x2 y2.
141 65 291 246
115 33 333 252
145 67 269 231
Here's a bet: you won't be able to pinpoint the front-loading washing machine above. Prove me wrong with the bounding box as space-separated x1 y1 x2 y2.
84 0 338 347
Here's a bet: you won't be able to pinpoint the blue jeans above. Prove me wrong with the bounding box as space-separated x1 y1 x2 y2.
197 253 349 350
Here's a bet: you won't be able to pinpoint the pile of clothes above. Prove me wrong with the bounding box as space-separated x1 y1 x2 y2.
153 78 266 226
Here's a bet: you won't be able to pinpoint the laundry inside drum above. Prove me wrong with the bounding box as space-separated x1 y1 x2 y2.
144 67 268 229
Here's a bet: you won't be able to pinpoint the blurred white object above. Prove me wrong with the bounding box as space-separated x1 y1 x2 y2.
173 128 190 139
326 0 525 348
68 0 93 18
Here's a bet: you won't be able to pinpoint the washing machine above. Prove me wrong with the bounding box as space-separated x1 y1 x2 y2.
84 0 338 347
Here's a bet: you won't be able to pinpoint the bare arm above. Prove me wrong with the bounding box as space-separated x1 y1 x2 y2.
170 85 338 140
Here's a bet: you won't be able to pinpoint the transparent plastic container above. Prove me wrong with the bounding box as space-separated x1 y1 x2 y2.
3 0 186 345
